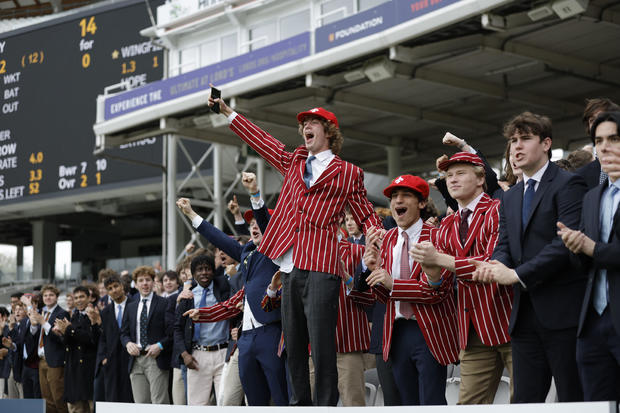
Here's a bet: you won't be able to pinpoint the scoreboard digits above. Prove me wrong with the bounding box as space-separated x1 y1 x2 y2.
0 0 164 205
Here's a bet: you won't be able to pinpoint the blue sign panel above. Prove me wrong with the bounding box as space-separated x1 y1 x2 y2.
104 32 311 120
315 1 396 53
395 0 462 24
0 399 45 413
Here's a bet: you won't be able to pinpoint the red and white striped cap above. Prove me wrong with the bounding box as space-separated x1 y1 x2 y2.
438 152 484 171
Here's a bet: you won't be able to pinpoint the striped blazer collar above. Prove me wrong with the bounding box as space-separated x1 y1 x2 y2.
454 192 493 255
296 147 342 192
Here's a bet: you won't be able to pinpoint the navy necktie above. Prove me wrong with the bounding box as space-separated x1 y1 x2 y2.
139 299 148 349
192 288 208 343
303 155 316 188
522 179 536 230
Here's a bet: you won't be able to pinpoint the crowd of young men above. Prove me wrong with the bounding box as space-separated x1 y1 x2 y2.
2 95 620 408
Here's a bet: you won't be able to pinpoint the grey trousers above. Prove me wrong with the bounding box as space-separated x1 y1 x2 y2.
130 355 169 404
281 268 340 406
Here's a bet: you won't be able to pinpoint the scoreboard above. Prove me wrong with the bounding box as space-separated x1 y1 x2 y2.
0 0 165 206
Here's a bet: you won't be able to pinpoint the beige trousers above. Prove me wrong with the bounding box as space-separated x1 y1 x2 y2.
217 349 245 406
458 329 513 404
129 355 170 404
171 367 186 405
186 348 226 406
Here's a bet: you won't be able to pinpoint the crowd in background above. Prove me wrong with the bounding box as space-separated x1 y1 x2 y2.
1 96 620 410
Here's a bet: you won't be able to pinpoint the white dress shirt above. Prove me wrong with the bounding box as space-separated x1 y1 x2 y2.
114 297 128 321
136 292 153 348
391 219 423 320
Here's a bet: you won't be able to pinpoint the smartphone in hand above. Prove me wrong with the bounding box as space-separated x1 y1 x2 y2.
211 86 221 114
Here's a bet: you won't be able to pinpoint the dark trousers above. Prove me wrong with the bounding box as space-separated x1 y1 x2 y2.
390 319 447 405
375 354 402 405
511 294 583 403
577 306 620 401
281 268 340 406
22 366 41 398
238 323 289 406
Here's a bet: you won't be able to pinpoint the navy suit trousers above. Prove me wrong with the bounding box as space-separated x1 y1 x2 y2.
390 319 447 405
237 323 288 406
577 306 620 402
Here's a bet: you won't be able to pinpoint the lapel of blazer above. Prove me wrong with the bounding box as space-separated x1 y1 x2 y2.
523 162 558 232
503 183 523 255
411 225 432 280
589 183 606 241
451 212 465 257
296 150 308 189
309 156 342 192
598 180 620 243
147 295 159 325
383 229 398 275
462 194 492 255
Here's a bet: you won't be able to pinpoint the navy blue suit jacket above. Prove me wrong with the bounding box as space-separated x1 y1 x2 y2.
575 182 620 336
575 158 601 191
28 305 69 368
9 318 29 382
120 294 172 372
195 205 281 326
492 162 588 332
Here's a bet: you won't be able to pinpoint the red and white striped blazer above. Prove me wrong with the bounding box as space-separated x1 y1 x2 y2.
336 239 372 353
431 193 513 349
373 223 459 365
230 114 381 276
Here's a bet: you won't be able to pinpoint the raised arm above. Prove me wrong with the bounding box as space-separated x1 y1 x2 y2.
177 197 244 262
207 93 294 176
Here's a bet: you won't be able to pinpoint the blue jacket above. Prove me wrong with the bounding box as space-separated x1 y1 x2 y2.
195 204 281 326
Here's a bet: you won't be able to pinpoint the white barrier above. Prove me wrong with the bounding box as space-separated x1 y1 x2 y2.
97 401 615 413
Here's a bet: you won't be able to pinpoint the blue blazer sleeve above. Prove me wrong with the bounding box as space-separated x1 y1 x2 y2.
196 220 243 262
491 196 514 267
235 222 250 236
476 150 501 199
252 203 271 234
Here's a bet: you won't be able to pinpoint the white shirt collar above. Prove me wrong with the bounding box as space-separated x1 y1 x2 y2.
311 149 333 163
44 304 57 314
522 160 550 186
139 292 154 302
459 191 484 215
398 218 423 241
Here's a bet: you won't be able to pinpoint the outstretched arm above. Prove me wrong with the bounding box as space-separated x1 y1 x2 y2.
207 90 294 176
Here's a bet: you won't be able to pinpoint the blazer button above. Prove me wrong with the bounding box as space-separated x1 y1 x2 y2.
298 208 303 213
80 360 83 364
77 346 81 350
464 308 469 312
295 228 300 233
